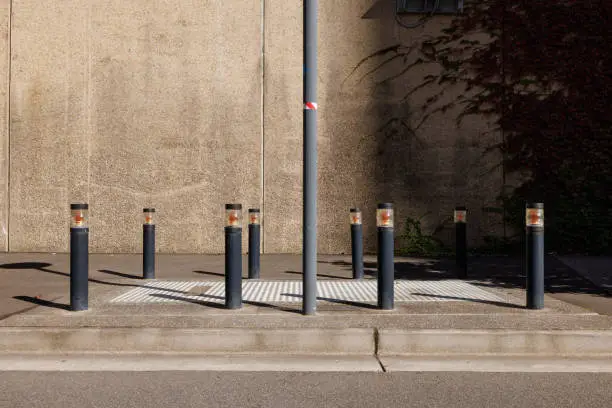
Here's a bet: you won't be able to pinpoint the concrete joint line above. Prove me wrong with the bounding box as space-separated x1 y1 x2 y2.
373 328 387 372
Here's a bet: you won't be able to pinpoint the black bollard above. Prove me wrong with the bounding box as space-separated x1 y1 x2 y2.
248 208 261 279
526 202 545 309
225 204 243 309
70 203 89 311
350 208 364 280
377 203 394 310
143 208 156 280
454 206 468 279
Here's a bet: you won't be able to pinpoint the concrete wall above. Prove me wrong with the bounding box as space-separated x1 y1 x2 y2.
4 0 503 253
9 0 262 253
0 0 8 251
264 0 503 253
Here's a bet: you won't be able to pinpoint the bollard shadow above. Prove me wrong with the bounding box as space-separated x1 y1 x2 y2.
193 270 225 278
0 262 52 270
317 260 353 267
284 270 353 280
0 262 190 295
318 297 378 309
13 295 70 311
98 269 142 279
409 292 525 309
243 300 302 314
361 260 458 281
280 293 378 309
150 293 226 309
152 293 302 314
196 293 301 314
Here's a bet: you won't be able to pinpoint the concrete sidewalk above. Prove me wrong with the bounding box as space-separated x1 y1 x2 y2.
1 252 610 317
1 253 611 357
0 253 375 319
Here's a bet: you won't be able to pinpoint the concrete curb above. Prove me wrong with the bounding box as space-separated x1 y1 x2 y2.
0 328 375 355
378 329 612 356
2 328 612 356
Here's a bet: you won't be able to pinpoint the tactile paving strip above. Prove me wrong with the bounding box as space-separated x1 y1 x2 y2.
109 280 505 304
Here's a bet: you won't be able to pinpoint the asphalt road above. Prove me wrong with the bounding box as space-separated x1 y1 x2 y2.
1 372 611 408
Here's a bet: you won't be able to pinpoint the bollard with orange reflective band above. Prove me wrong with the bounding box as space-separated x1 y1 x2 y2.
248 209 261 280
225 204 242 309
526 202 545 309
70 203 89 311
350 208 364 280
454 206 468 278
143 208 156 279
377 203 394 310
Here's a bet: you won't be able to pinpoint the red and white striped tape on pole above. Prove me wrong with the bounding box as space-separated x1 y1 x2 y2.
304 102 318 111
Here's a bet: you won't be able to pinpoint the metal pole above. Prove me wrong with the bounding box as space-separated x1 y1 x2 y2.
350 208 364 280
377 203 394 310
454 206 467 279
248 209 261 279
143 208 156 280
70 203 89 311
526 202 545 309
225 204 243 309
303 0 318 315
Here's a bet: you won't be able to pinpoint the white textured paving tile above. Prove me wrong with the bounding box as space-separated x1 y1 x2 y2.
109 280 505 304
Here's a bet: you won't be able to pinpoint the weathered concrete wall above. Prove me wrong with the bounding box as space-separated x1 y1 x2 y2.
6 0 502 253
264 0 503 253
0 0 8 251
9 0 262 253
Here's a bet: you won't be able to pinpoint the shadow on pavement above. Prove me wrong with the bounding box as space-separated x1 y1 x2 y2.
284 270 353 280
150 293 226 309
317 260 352 267
0 262 52 270
316 256 611 299
98 269 142 279
13 295 70 311
1 256 608 307
0 262 190 295
409 292 525 309
193 270 225 277
466 256 611 298
151 293 302 314
316 259 459 280
280 292 378 309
